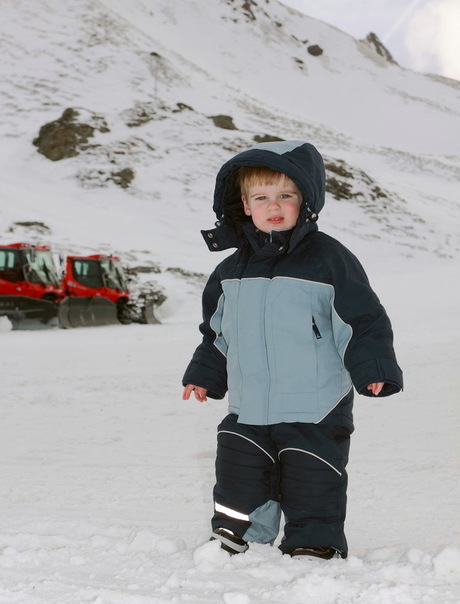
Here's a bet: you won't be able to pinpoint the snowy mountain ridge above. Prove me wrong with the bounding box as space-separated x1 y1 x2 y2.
1 0 459 281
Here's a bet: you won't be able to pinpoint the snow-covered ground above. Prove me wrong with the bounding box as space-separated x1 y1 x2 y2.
1 258 459 603
1 0 459 601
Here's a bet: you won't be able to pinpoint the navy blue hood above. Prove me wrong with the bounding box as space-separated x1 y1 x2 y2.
202 141 326 252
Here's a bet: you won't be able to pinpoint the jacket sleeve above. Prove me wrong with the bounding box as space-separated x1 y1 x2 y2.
182 267 228 399
329 245 403 397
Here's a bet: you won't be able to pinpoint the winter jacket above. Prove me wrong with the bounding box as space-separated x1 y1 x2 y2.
182 141 403 427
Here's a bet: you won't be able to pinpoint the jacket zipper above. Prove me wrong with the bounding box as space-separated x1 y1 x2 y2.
312 316 322 339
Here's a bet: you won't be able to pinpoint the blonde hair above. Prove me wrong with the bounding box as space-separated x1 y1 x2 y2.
237 166 294 199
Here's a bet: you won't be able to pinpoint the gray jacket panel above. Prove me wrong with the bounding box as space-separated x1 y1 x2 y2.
213 276 353 424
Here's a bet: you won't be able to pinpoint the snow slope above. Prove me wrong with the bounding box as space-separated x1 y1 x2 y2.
2 0 459 268
0 0 459 601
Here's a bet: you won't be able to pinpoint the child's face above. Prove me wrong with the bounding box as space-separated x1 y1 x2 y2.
242 176 302 233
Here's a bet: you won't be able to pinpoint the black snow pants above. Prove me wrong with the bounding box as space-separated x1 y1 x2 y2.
212 414 351 556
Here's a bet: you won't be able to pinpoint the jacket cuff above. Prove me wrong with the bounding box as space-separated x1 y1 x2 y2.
182 361 227 400
350 357 403 397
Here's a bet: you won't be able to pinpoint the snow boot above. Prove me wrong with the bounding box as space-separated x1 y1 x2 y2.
290 546 344 560
210 528 249 555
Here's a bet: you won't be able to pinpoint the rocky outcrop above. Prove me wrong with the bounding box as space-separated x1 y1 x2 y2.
33 108 110 161
365 32 398 65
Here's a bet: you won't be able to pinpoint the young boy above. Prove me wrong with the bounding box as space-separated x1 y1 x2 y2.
182 140 403 559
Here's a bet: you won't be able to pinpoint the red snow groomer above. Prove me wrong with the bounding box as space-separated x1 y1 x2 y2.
0 243 160 329
0 242 63 328
58 253 132 328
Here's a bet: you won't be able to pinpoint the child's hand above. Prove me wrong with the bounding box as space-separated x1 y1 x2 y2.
367 382 384 396
182 384 208 402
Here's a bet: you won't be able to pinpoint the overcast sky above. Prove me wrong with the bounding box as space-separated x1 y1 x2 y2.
278 0 460 81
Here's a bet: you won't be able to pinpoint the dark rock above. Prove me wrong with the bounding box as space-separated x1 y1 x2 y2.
294 57 305 69
109 168 135 189
307 45 323 57
125 103 158 127
325 160 355 200
78 167 135 190
173 102 194 112
8 221 51 234
33 108 109 161
326 177 354 200
209 115 238 130
365 32 398 65
253 134 285 143
325 161 354 180
242 1 256 21
127 264 161 274
124 101 194 126
166 266 208 283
